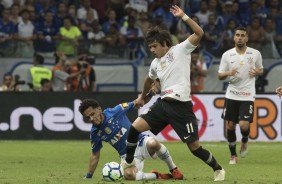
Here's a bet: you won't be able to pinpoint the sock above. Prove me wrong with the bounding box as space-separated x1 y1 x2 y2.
125 126 140 163
156 144 176 170
192 146 222 171
227 129 237 156
135 171 157 180
241 128 250 143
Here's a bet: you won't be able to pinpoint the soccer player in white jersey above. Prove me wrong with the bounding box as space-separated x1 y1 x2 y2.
218 27 263 164
122 5 225 182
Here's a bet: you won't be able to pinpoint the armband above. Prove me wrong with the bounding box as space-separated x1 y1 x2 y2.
182 14 190 21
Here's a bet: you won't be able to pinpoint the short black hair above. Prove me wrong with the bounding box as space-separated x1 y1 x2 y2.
79 99 100 114
34 54 45 64
40 78 50 85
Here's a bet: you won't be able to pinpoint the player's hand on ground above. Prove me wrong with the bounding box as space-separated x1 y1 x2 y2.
276 86 282 98
170 5 184 18
84 172 93 179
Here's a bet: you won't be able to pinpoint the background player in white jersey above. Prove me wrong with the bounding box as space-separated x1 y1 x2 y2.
122 4 225 182
218 27 263 164
78 99 181 180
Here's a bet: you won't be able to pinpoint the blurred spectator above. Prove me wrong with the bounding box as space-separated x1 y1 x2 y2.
88 21 106 56
25 3 37 23
35 10 59 58
52 51 86 91
67 4 79 26
78 21 92 54
190 48 207 93
152 1 177 30
106 0 125 22
136 11 151 36
77 0 99 22
222 18 237 51
102 9 121 34
0 72 21 91
26 54 52 91
57 16 82 57
246 16 265 51
68 55 96 92
14 9 36 58
39 78 53 91
54 2 68 27
34 0 56 19
10 3 21 24
262 17 280 58
216 1 239 28
194 0 211 27
203 14 224 57
104 23 126 57
90 0 107 21
0 8 16 57
120 16 144 60
128 0 149 13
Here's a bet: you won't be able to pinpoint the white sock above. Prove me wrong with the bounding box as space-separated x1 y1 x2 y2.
135 171 157 180
156 144 176 170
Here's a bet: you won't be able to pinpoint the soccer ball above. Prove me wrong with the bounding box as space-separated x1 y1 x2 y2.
102 162 124 181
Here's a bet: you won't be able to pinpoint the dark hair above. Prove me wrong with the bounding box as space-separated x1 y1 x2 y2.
40 78 50 85
34 54 45 64
192 47 200 54
79 99 100 114
145 26 173 47
3 72 12 79
235 26 247 34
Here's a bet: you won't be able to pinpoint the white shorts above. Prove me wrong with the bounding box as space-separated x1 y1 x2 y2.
120 136 157 172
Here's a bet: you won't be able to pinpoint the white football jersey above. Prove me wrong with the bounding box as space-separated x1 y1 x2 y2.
218 47 263 101
149 39 197 101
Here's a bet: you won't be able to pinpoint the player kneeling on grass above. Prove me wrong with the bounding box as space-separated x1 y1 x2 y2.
79 99 183 180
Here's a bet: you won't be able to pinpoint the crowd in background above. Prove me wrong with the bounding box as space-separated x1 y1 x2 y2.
0 0 282 92
0 0 282 59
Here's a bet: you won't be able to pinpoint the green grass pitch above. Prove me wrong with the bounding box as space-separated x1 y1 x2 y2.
0 141 282 184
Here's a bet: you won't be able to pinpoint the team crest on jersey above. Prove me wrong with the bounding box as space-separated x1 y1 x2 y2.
166 53 174 63
91 142 95 148
105 127 112 134
247 57 254 65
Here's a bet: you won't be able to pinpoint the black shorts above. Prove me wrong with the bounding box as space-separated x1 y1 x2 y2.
140 97 198 143
221 98 254 123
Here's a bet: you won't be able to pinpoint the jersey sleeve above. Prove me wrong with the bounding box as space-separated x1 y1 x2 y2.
116 102 134 114
255 51 263 69
148 60 158 80
218 52 228 73
90 131 103 153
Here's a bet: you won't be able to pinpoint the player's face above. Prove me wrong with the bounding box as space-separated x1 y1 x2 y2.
148 41 169 58
234 30 248 48
83 106 103 126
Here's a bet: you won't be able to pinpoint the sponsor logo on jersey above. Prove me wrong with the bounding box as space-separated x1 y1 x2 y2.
105 127 112 134
246 52 252 54
230 90 251 96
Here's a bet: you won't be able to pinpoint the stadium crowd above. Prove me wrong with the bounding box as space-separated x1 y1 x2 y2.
0 0 282 59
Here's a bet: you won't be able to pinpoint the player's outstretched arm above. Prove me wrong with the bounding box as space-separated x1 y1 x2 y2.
170 5 203 46
84 150 100 179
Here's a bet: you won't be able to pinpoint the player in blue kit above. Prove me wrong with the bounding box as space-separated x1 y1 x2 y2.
78 99 183 180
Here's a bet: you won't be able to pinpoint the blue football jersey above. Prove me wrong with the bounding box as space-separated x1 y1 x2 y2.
90 102 144 156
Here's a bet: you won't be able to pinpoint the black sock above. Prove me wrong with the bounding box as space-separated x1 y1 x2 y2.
125 126 140 163
241 128 250 143
227 129 237 156
192 146 222 171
